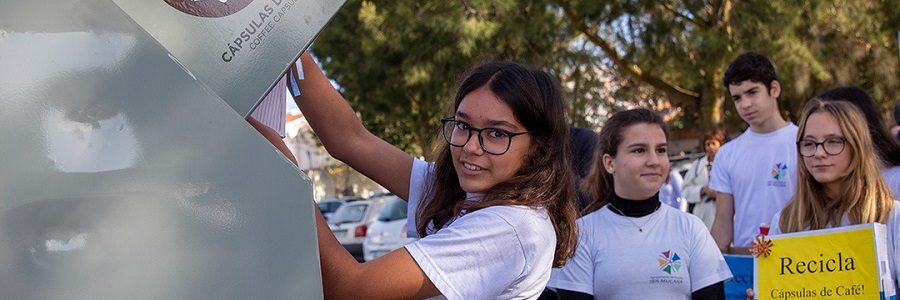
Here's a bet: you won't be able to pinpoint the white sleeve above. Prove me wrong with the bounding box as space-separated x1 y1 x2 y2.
547 218 594 295
406 159 432 238
682 159 704 204
688 219 733 292
769 211 783 235
671 170 684 196
890 206 900 289
403 209 527 300
708 146 732 194
883 167 900 199
892 226 899 290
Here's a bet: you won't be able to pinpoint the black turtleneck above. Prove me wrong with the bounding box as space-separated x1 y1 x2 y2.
607 192 661 217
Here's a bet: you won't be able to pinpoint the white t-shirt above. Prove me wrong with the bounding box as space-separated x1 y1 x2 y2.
884 166 900 199
547 205 733 299
404 159 556 300
770 200 900 289
709 124 798 247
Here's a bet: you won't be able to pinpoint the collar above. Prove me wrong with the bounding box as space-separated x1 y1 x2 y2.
607 192 661 217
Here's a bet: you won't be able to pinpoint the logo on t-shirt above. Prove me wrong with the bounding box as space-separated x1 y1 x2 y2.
657 250 682 274
768 162 789 187
163 0 254 18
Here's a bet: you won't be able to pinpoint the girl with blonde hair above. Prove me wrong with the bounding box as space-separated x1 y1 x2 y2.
770 98 899 286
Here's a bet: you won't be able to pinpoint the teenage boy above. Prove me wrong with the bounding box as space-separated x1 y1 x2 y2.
709 52 798 253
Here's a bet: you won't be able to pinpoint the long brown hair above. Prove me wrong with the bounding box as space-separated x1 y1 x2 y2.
779 99 894 232
581 109 669 214
416 61 578 266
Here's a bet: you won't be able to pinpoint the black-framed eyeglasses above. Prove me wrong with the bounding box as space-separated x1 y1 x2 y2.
440 118 531 155
796 137 847 158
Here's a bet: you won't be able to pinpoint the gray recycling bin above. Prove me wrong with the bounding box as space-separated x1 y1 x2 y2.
0 0 344 298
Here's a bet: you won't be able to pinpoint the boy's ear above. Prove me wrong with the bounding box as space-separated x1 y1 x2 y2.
769 80 781 98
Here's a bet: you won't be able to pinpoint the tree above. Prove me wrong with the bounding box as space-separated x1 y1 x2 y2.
554 0 900 131
312 0 899 147
312 0 576 157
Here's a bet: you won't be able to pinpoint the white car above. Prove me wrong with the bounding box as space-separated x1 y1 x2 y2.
363 196 418 261
328 196 388 261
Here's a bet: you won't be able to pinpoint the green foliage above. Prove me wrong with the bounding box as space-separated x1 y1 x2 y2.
313 0 574 156
558 0 900 131
313 0 900 151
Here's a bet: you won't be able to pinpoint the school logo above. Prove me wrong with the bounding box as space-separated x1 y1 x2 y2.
657 250 682 274
163 0 254 18
770 162 788 180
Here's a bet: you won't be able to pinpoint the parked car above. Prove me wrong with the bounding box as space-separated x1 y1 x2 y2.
362 196 418 261
317 198 344 221
670 152 705 178
328 195 389 261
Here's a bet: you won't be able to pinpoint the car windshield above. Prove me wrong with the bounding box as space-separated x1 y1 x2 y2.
317 201 342 213
330 203 367 224
377 198 407 222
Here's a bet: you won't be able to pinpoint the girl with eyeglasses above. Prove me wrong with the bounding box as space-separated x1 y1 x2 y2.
283 52 578 299
547 109 732 299
771 98 899 285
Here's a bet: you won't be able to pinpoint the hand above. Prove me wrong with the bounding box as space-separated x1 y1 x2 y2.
746 288 755 300
701 186 716 199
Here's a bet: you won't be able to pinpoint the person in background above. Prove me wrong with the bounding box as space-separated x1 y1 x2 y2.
892 101 900 139
571 126 599 211
548 108 731 299
817 86 900 198
659 169 686 211
710 51 798 254
683 129 726 229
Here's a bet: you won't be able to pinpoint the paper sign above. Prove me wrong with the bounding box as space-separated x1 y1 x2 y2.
754 223 896 300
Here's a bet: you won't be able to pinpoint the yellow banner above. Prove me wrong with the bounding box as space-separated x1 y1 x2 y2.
755 224 891 300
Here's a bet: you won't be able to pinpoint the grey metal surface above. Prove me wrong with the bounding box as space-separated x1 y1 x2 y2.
112 0 346 116
0 1 322 299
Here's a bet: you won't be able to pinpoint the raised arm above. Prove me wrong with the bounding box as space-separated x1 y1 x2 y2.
710 192 734 253
291 52 414 199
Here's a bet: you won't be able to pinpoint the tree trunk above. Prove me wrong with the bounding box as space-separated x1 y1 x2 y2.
699 67 726 131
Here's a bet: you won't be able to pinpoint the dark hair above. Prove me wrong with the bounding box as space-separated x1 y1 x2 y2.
418 61 578 267
700 128 726 150
581 108 668 214
723 51 779 93
894 101 900 126
570 127 599 211
817 85 900 167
